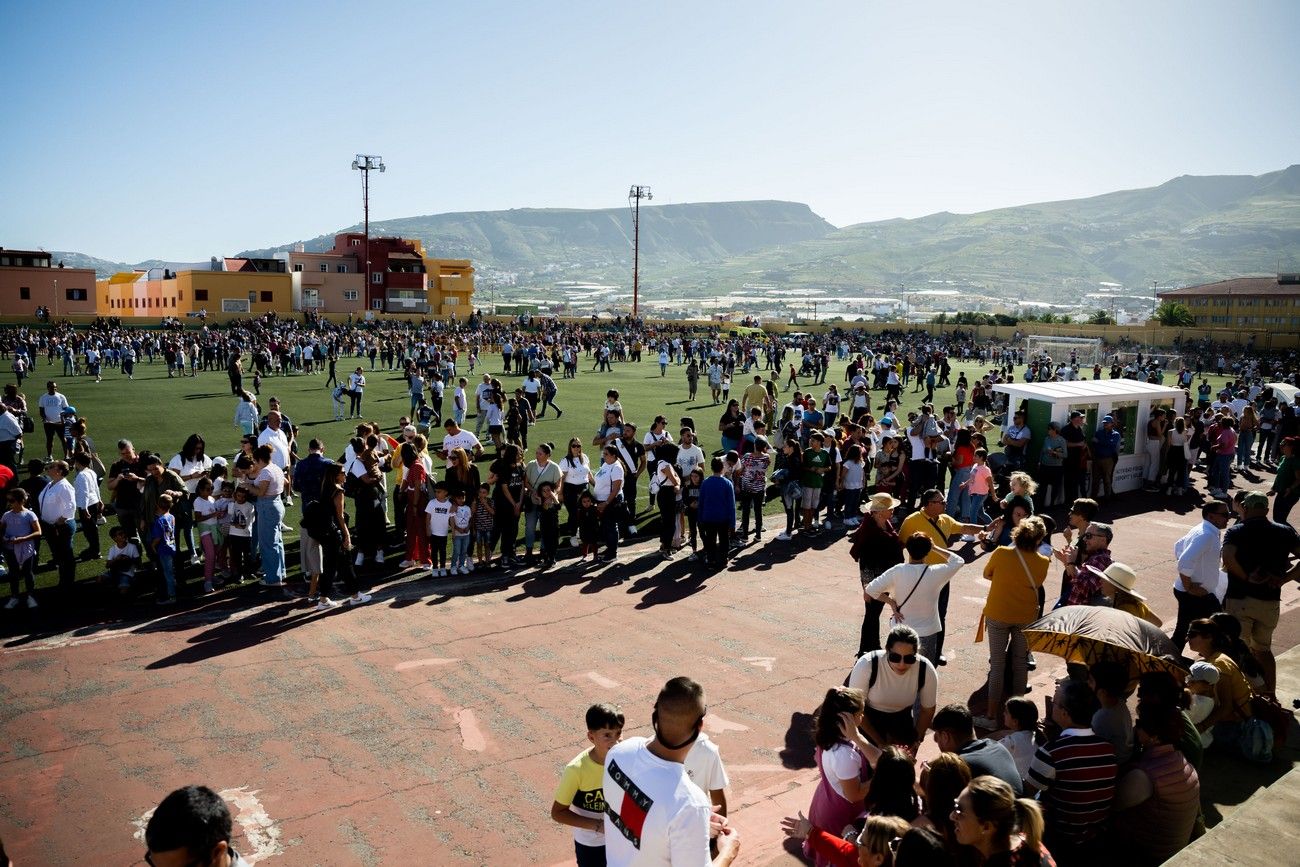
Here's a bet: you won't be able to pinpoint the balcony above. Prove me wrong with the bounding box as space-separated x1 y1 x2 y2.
385 290 429 315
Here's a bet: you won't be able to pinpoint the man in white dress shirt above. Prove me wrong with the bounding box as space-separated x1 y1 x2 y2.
38 459 78 595
1171 501 1231 650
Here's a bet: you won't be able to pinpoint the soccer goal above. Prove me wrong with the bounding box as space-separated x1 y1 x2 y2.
1111 351 1184 373
1024 335 1102 367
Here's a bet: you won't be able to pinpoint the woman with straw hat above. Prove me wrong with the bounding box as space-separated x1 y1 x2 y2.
848 492 904 658
1091 562 1163 627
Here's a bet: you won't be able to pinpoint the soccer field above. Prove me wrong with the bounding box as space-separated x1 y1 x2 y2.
1 349 1238 599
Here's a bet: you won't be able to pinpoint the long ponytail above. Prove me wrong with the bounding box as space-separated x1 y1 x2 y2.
1013 797 1044 855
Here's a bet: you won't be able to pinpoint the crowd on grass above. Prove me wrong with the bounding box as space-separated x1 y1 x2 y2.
1 315 1298 867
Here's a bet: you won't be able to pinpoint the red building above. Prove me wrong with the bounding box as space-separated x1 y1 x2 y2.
329 233 428 313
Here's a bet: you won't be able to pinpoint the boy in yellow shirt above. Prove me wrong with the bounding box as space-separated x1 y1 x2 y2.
551 703 625 866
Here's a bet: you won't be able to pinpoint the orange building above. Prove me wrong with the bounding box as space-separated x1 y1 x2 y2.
0 249 97 317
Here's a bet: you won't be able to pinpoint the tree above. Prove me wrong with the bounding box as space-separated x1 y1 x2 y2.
1088 310 1115 325
1155 301 1195 327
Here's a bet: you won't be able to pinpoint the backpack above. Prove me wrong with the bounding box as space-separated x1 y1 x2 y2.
299 498 334 542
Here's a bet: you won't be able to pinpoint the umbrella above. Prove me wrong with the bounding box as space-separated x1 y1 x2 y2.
1023 605 1186 682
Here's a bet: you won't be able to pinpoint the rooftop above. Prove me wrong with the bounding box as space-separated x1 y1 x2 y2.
1158 275 1300 298
992 379 1184 400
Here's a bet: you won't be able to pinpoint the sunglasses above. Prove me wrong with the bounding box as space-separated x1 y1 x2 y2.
887 652 918 665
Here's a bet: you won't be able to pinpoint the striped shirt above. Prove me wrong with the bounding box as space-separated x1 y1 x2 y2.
1027 727 1117 844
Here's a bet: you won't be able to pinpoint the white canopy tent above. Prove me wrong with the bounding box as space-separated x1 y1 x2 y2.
992 379 1185 493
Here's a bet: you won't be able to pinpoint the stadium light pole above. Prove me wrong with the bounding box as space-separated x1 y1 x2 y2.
353 154 386 312
629 185 652 319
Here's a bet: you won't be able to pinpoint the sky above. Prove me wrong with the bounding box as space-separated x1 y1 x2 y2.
2 0 1297 262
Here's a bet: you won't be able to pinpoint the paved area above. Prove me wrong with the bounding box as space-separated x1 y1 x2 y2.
1 491 1297 865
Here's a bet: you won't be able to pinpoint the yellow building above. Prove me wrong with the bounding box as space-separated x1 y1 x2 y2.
424 256 475 319
98 270 292 319
1158 274 1300 333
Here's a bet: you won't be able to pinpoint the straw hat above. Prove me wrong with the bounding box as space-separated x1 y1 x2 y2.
868 492 902 512
1098 562 1144 600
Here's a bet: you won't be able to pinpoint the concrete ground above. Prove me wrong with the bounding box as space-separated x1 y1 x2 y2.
1 487 1297 866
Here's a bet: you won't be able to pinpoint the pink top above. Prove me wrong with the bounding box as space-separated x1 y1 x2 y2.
968 464 993 495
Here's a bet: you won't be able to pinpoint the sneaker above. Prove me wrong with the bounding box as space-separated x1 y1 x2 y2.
972 715 998 731
687 553 699 562
661 550 674 561
190 555 204 566
399 560 414 568
203 581 215 594
627 525 638 535
354 552 365 566
347 593 372 605
960 534 977 543
1027 652 1037 671
25 595 37 609
316 598 340 611
460 566 471 575
4 597 19 609
775 532 793 541
375 551 385 564
156 596 177 606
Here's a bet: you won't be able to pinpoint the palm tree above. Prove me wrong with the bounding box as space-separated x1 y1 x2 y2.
1155 301 1195 327
1088 310 1115 325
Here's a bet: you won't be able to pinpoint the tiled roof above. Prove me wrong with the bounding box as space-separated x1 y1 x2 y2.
1159 276 1300 297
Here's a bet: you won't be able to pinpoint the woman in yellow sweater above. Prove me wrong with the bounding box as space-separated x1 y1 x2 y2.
976 516 1051 730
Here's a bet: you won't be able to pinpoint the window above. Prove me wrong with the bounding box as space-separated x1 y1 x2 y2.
221 298 251 313
319 263 328 272
248 291 257 303
19 287 30 299
293 264 303 272
1109 401 1139 456
64 288 86 301
195 290 208 301
336 265 348 273
371 272 383 284
343 290 358 301
261 291 273 302
351 238 361 246
371 299 382 310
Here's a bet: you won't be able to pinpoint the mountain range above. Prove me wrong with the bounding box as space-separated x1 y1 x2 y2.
52 166 1300 303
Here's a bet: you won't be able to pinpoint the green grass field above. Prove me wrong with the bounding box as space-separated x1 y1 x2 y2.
1 351 1239 601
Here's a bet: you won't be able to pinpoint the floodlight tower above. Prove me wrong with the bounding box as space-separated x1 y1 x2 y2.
352 154 386 310
629 185 652 319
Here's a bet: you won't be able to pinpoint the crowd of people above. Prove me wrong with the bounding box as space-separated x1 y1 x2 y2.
1 314 1298 867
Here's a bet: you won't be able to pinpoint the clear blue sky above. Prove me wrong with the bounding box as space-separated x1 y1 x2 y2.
2 0 1297 262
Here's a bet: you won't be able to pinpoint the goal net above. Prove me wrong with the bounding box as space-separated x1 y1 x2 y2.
1024 336 1102 367
1110 352 1184 373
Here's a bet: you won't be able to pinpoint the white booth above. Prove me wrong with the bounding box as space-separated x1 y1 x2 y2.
992 379 1186 493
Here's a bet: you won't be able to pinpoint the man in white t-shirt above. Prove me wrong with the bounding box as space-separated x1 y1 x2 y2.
438 418 483 468
602 677 740 867
38 380 70 460
674 429 706 481
847 624 939 749
256 412 292 470
864 534 964 664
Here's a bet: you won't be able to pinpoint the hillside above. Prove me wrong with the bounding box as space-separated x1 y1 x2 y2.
240 200 836 270
52 168 1300 297
689 166 1300 301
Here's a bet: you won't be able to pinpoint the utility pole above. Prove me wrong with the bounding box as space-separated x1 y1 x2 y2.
628 185 652 319
352 154 385 312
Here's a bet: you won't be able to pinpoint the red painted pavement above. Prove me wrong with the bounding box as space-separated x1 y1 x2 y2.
1 490 1297 865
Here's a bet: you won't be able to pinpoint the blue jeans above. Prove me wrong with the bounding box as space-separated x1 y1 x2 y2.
946 467 971 516
158 552 176 599
451 535 471 571
961 489 988 525
1236 430 1256 467
1212 453 1233 491
523 508 540 553
255 495 286 584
